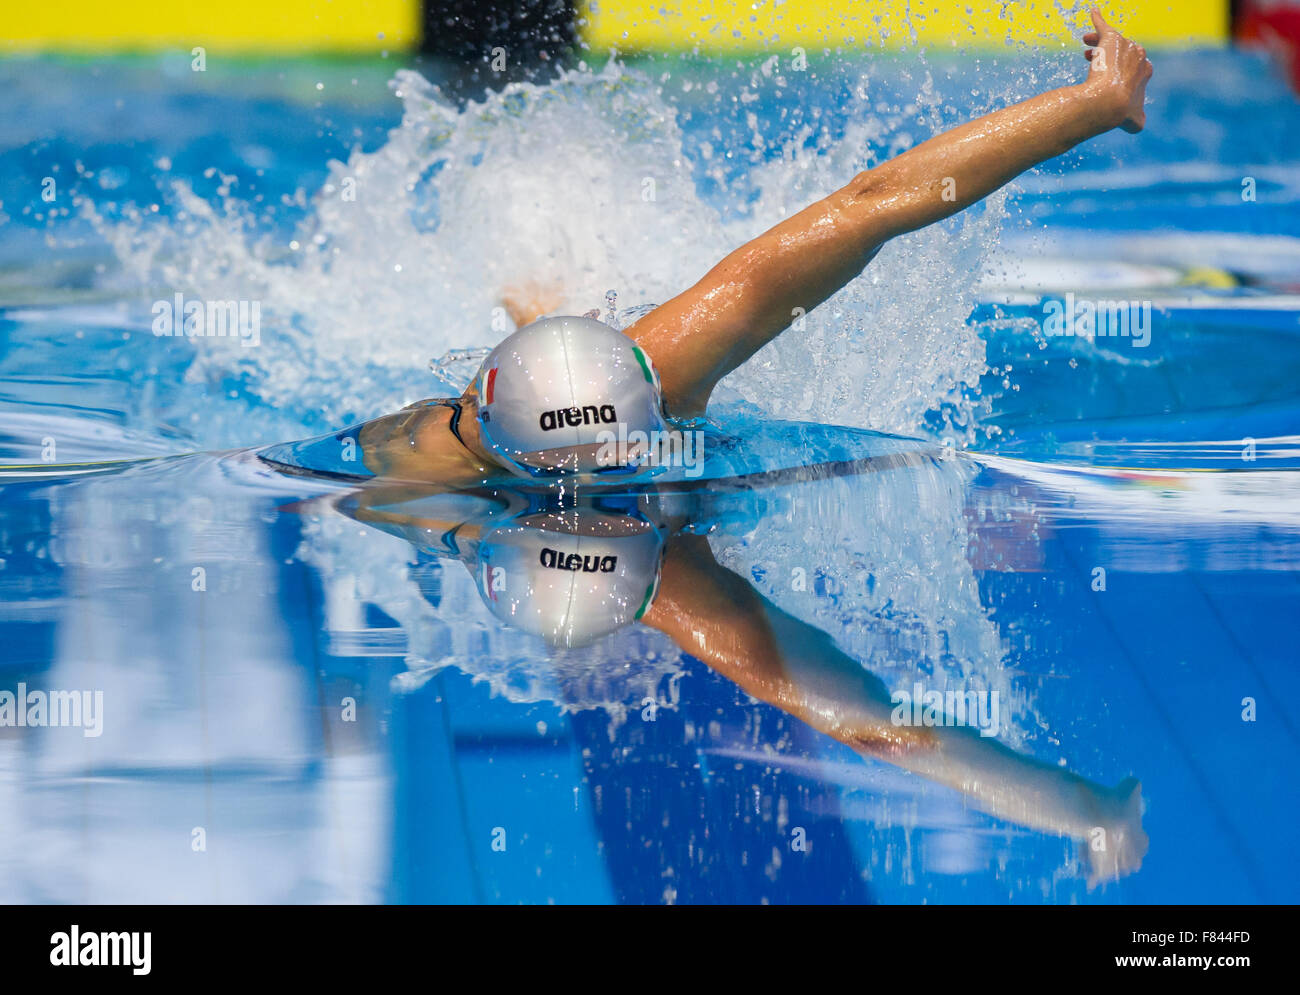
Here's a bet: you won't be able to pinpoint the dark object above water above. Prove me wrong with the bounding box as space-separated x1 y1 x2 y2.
421 0 578 62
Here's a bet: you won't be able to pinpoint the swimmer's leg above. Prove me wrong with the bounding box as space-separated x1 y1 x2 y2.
628 8 1153 418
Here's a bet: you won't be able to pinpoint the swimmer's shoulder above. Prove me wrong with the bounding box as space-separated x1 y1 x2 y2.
400 396 459 412
355 397 498 485
358 397 457 443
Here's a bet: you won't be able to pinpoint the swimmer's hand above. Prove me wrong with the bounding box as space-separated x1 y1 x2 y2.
1081 7 1154 134
502 281 565 328
1083 776 1149 888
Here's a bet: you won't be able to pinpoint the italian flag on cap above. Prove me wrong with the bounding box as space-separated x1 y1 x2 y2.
631 345 656 387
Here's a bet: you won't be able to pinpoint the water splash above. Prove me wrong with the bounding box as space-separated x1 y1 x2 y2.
708 451 1038 746
83 55 1013 446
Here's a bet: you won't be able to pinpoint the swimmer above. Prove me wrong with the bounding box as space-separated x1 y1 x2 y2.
354 8 1153 484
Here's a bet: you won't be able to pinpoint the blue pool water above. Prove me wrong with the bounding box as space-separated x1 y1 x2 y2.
1 47 1298 903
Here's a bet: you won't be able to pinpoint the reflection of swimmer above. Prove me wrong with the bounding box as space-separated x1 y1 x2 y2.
343 10 1153 487
327 481 1147 885
340 484 672 646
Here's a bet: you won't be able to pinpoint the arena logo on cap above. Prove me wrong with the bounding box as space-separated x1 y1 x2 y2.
539 405 618 431
540 548 617 573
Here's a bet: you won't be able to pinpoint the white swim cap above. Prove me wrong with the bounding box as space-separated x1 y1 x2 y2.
474 508 664 647
474 316 668 477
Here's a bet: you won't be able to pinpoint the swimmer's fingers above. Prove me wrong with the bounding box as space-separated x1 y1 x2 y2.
1089 7 1114 38
1082 28 1100 64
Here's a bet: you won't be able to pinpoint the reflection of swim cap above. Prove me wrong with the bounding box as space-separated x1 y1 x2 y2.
474 316 668 477
474 509 664 647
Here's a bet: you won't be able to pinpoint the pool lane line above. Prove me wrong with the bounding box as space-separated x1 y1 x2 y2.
0 454 181 479
1052 527 1273 901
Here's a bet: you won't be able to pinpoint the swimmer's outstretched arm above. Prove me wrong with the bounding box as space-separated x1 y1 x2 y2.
641 533 1147 884
628 8 1153 418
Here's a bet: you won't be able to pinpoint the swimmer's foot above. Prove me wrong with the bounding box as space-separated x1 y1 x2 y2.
1082 776 1148 888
